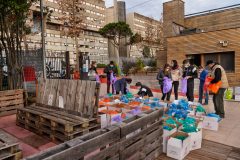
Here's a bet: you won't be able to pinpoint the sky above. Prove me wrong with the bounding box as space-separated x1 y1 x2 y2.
105 0 240 20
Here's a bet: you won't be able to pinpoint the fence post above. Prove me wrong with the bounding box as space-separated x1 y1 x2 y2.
65 51 70 79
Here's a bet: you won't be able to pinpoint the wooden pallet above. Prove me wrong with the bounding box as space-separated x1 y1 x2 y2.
24 109 164 160
158 140 240 160
37 79 100 118
118 109 164 160
0 129 22 160
16 105 100 142
0 89 24 117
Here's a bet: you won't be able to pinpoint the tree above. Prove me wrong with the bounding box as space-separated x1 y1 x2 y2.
0 0 34 90
59 0 85 71
142 46 151 58
99 22 133 63
144 18 164 57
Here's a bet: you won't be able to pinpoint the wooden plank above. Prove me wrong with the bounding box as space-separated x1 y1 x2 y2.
85 143 120 160
120 109 163 137
0 99 24 107
37 78 46 103
48 79 59 107
65 80 78 111
56 79 69 109
0 94 23 101
43 127 120 160
88 81 97 117
0 110 17 117
0 105 23 112
74 80 87 115
0 89 23 97
42 79 53 106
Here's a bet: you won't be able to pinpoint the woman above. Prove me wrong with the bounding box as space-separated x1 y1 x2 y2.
89 61 98 81
171 60 182 100
157 64 172 101
114 78 132 95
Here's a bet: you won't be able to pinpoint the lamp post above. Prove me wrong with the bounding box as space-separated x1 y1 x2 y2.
40 0 46 79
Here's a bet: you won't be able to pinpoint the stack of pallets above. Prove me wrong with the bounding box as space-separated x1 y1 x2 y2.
0 129 22 160
0 89 24 117
16 105 100 142
24 109 164 160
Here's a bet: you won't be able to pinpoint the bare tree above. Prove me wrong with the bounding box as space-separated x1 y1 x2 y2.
59 0 86 71
144 17 164 57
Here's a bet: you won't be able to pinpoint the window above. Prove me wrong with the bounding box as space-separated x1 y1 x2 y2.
204 51 235 72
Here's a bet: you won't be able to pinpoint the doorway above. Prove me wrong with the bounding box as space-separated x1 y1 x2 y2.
186 54 201 67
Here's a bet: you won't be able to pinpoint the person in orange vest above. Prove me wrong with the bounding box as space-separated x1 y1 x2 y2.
206 60 229 118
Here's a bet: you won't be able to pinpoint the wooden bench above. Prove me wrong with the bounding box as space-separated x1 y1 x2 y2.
16 79 100 142
0 89 24 117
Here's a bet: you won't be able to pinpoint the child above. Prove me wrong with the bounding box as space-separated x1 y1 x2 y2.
198 66 209 105
135 82 153 97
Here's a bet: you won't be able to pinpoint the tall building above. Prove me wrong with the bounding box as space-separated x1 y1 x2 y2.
106 0 128 61
126 12 163 58
26 0 109 66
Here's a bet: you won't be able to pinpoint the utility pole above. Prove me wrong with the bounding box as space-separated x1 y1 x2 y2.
40 0 46 79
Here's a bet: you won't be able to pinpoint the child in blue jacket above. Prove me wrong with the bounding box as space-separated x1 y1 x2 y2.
198 66 209 105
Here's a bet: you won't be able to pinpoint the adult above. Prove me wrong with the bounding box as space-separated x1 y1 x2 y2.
198 66 209 105
157 64 172 101
171 60 182 100
207 60 229 118
104 61 117 94
135 82 153 97
88 61 98 81
114 78 132 95
182 59 198 102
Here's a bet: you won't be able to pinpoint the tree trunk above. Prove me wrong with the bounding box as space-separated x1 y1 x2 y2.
74 36 80 71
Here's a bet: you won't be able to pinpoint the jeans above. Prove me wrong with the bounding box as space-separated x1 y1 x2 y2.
107 80 115 94
199 83 209 104
213 88 226 118
161 85 171 101
172 81 179 100
187 80 194 102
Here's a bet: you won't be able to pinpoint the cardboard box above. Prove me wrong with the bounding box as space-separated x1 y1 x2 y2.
167 132 191 160
202 116 219 131
163 124 177 153
188 129 202 151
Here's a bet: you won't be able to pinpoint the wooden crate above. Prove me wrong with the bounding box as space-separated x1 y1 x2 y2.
118 109 164 160
0 89 24 117
25 126 121 160
23 109 164 160
16 105 100 142
0 129 22 160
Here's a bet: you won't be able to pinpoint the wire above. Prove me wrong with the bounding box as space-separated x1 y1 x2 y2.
127 0 156 10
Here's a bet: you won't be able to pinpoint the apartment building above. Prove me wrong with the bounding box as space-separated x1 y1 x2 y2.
126 12 163 58
26 0 108 65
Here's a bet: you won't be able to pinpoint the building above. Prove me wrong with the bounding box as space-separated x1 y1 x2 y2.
126 12 163 58
26 0 109 66
163 0 240 86
106 0 128 61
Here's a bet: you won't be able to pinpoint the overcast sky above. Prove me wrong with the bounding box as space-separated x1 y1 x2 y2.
105 0 240 20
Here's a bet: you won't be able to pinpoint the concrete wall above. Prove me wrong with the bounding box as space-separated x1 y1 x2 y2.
167 28 240 86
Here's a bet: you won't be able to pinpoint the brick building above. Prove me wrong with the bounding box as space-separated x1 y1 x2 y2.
163 0 240 86
26 0 109 65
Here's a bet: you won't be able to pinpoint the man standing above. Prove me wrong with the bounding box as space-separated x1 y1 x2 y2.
104 61 117 94
207 60 229 118
182 59 198 102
